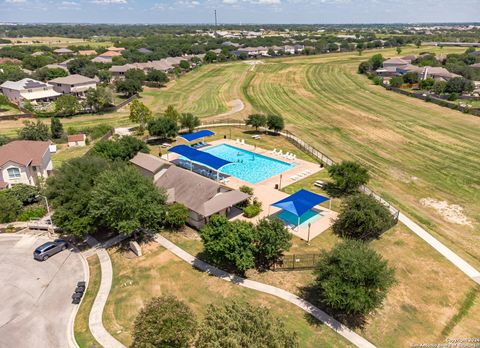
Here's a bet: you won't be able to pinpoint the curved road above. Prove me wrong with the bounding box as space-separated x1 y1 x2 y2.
0 233 85 348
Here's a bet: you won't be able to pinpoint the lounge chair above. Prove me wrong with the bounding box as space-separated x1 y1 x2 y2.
290 175 299 181
241 139 245 145
270 148 277 154
252 134 261 139
314 180 326 188
161 143 171 148
235 138 240 144
277 149 283 156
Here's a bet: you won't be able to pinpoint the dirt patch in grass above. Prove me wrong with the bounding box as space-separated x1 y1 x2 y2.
420 198 471 226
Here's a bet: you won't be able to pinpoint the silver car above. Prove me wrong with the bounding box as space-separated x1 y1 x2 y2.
33 239 68 261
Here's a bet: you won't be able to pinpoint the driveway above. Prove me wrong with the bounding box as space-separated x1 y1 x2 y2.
0 233 85 348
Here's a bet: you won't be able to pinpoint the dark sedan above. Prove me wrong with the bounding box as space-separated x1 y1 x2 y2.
33 239 68 261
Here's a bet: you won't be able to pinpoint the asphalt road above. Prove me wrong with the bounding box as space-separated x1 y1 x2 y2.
0 233 85 348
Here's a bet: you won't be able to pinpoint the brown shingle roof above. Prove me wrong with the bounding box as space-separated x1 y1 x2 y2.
129 153 169 173
99 51 122 57
0 140 50 167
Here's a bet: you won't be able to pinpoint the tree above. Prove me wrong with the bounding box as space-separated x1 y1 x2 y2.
125 68 146 82
358 61 371 74
369 54 384 70
333 193 395 241
0 191 22 223
116 78 142 97
327 161 370 194
85 86 113 112
46 156 112 237
129 99 152 134
313 240 395 316
396 47 402 55
146 70 168 85
197 301 299 348
445 77 475 94
433 80 447 95
0 63 27 84
54 95 80 117
164 104 180 121
89 166 167 235
255 217 291 267
50 117 63 139
97 70 111 84
18 120 49 141
419 77 435 90
33 67 68 82
8 184 40 205
179 60 190 70
245 113 267 131
204 51 217 63
90 136 149 162
179 113 200 132
415 40 422 48
132 296 197 348
266 114 285 132
389 76 403 88
402 71 419 84
200 215 256 273
0 94 8 106
164 203 189 230
147 117 179 139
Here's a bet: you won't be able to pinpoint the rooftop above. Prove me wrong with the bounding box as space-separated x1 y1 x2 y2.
49 74 97 85
67 134 86 142
0 140 50 167
0 78 50 91
130 153 170 173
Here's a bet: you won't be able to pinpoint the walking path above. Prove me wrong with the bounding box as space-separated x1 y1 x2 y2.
215 99 245 118
154 234 376 348
399 213 480 285
86 235 126 348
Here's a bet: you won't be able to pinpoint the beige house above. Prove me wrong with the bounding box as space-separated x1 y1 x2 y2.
0 141 53 188
53 48 74 55
129 153 249 229
0 78 61 105
49 74 97 96
67 134 87 147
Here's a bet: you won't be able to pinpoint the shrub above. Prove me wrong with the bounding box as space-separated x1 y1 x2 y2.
18 204 47 221
0 192 22 223
132 296 197 348
333 193 396 241
197 301 299 348
8 184 39 205
372 76 383 85
327 161 370 195
266 114 285 132
448 92 459 101
164 203 189 230
389 76 403 88
313 240 395 316
243 204 261 218
90 136 148 162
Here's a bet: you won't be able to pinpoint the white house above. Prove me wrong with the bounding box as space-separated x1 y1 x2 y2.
0 140 53 188
67 134 87 147
49 74 97 97
0 78 61 105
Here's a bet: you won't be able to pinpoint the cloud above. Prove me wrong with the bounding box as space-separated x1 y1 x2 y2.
222 0 281 5
90 0 127 4
5 0 27 3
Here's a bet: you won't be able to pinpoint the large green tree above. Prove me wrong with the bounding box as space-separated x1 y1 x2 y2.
266 114 285 132
146 70 169 85
116 78 142 97
313 240 395 316
163 203 189 230
90 135 149 162
46 156 112 237
0 191 22 223
50 117 64 139
147 116 179 139
327 161 370 195
200 215 256 273
197 301 299 348
132 296 197 348
54 95 80 117
255 217 292 267
333 193 395 241
164 104 180 121
246 113 267 131
129 99 152 134
18 120 49 141
33 67 68 82
89 166 167 235
85 86 113 112
179 113 200 133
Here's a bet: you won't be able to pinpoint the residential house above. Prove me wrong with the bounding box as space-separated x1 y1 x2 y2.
0 78 61 105
0 140 53 188
130 154 249 229
282 45 296 54
294 44 305 53
91 56 113 64
53 48 73 55
423 66 461 81
383 58 410 69
400 55 417 63
49 74 97 97
107 47 125 52
0 57 21 65
92 50 123 64
67 134 87 147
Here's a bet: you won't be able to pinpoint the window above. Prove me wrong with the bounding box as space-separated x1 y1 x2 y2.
7 167 21 179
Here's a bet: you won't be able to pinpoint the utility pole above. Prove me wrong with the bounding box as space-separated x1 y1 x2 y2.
214 9 217 27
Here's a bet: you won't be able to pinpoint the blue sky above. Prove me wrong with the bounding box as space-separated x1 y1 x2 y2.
1 0 479 24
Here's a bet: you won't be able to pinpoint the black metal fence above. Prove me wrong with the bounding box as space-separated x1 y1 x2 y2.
274 254 321 271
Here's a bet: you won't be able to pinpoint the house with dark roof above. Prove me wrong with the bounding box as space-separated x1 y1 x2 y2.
0 140 53 188
0 78 61 104
129 153 249 228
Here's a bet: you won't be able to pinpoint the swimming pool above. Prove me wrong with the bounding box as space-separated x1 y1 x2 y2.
276 209 322 228
202 144 295 184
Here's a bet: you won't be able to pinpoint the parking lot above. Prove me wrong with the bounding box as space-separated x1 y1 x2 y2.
0 232 85 348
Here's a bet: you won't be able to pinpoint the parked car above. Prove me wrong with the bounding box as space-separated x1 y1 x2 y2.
33 239 68 261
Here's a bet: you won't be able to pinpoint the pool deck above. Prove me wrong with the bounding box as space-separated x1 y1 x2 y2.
163 138 337 241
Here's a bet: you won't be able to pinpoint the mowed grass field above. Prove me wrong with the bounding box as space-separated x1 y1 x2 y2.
141 46 480 271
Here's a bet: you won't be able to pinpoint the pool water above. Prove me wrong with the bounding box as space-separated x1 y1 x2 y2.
202 144 295 184
276 209 322 228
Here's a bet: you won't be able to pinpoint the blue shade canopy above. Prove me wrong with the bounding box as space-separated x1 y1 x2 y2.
179 130 215 142
272 189 330 217
168 144 231 171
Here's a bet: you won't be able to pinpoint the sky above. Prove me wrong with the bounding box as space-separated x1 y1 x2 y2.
1 0 480 24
